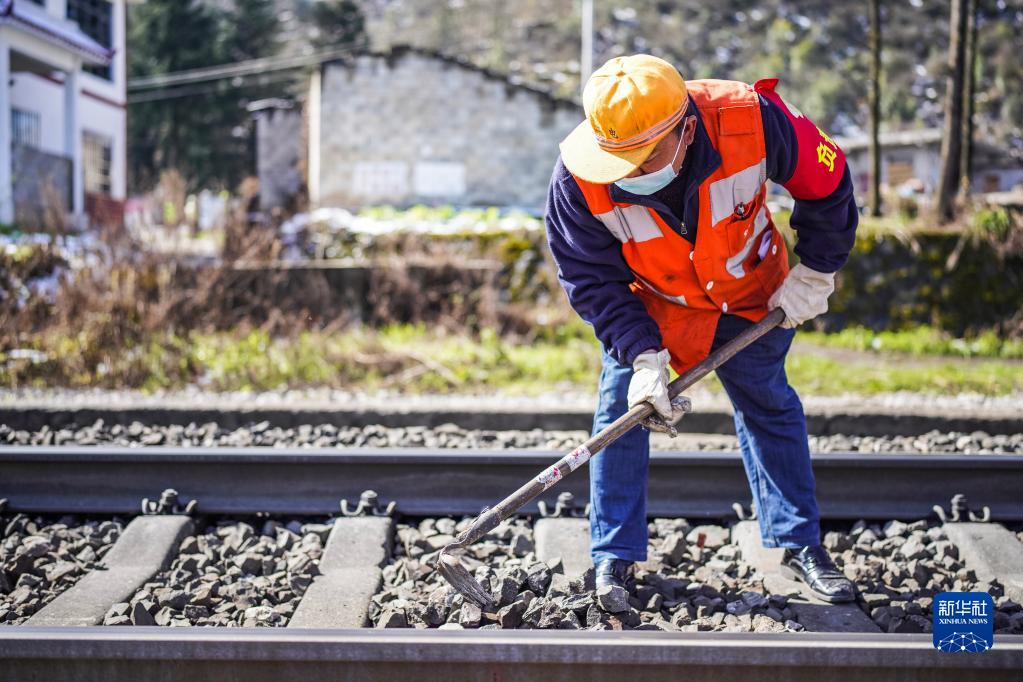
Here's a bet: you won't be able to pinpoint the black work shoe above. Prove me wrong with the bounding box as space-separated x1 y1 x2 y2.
780 544 857 603
594 558 636 591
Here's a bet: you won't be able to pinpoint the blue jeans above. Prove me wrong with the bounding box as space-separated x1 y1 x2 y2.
588 314 821 564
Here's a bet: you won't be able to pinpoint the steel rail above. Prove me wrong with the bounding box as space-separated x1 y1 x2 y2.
1 446 1021 520
0 628 1020 681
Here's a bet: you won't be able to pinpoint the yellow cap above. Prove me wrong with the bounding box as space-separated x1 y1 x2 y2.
560 54 689 184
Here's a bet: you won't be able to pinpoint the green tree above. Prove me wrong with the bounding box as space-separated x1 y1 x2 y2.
128 0 225 192
128 0 284 193
217 0 285 184
310 0 366 50
223 0 281 62
362 0 1021 154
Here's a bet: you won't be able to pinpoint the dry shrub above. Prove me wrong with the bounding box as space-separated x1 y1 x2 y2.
3 196 572 387
0 245 67 342
3 205 323 345
366 256 499 333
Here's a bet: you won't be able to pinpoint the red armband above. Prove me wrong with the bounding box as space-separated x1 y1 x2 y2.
754 78 845 201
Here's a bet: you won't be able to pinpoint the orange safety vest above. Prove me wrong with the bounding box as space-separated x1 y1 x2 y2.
571 79 789 374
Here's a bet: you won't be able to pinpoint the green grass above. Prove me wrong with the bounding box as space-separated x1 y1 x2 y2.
784 354 1023 396
4 324 1022 396
1 325 603 395
770 209 948 240
798 325 1023 359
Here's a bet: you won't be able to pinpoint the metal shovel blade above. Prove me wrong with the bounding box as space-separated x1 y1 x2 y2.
437 546 493 609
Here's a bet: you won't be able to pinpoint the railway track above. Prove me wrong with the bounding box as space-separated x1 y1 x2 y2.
2 446 1022 519
3 628 1021 681
1 445 1022 680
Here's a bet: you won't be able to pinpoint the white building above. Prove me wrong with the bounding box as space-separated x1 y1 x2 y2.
1 0 126 228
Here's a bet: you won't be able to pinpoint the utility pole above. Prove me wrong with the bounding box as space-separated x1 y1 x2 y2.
581 0 593 91
868 0 883 217
935 0 968 223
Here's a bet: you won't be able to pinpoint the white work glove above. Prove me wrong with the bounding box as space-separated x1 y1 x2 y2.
767 263 836 329
641 395 692 437
628 349 692 437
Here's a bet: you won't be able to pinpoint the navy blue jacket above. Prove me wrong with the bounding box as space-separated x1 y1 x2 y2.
544 93 859 366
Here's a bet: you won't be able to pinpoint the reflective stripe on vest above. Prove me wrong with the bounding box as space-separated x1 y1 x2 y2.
724 203 769 279
593 158 770 281
592 205 662 244
708 159 767 226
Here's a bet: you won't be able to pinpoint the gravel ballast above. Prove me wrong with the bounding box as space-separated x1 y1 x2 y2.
103 519 328 627
0 512 124 625
2 421 1021 454
6 508 1019 632
826 519 1023 635
370 516 1023 634
371 517 802 632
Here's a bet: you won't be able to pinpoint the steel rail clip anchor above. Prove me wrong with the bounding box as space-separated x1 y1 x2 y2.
141 488 197 516
732 500 757 521
340 489 396 517
933 493 991 523
538 491 590 518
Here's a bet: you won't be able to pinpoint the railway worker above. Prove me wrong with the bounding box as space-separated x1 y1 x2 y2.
544 54 859 603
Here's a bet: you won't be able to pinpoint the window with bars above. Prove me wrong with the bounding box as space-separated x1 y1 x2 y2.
11 109 42 148
67 0 113 80
83 130 113 195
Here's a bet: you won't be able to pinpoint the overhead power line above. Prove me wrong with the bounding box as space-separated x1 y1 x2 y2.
127 70 305 103
127 42 370 92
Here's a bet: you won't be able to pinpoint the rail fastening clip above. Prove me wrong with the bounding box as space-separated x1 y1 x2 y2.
933 493 991 523
141 488 198 516
538 491 590 518
340 489 396 517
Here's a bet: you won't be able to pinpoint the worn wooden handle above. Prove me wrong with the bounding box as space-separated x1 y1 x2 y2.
455 308 787 547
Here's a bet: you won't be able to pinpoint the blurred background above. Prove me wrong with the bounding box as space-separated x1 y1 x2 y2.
1 0 1022 401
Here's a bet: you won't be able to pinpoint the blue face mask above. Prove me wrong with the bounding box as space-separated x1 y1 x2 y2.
613 132 686 195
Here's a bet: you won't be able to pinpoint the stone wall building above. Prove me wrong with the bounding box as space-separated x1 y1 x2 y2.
257 46 582 213
251 99 304 212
